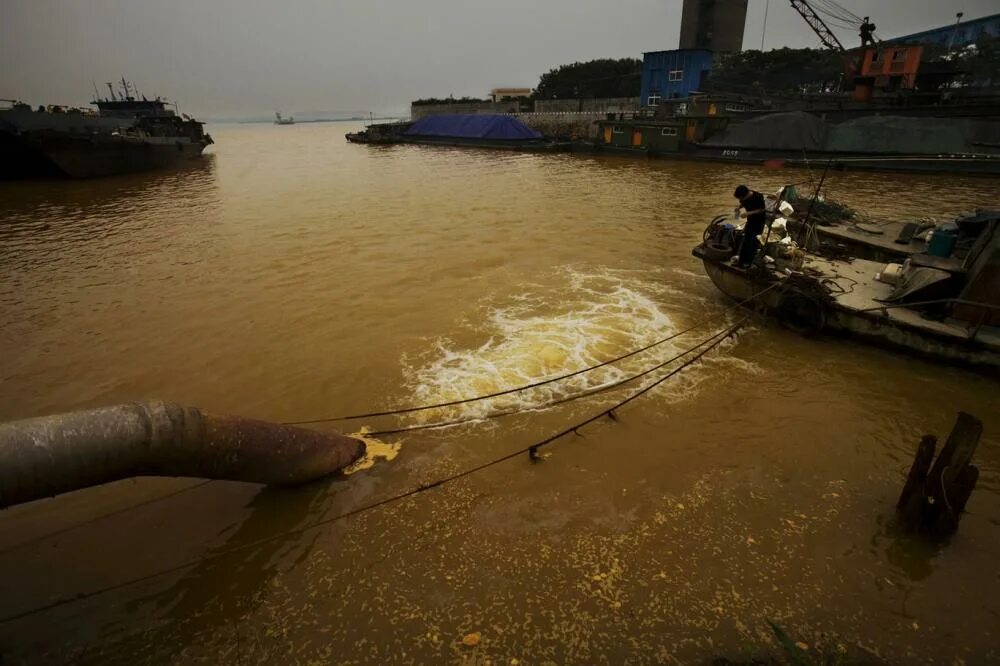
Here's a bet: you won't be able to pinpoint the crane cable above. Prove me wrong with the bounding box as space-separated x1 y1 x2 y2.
0 319 744 626
812 0 859 24
812 0 881 41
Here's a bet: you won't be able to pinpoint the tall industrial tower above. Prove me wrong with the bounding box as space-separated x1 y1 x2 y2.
679 0 749 54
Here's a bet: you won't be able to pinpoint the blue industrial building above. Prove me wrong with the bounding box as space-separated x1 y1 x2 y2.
640 49 714 108
886 12 1000 47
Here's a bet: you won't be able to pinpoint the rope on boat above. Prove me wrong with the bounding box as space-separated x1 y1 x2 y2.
283 283 781 426
0 320 745 626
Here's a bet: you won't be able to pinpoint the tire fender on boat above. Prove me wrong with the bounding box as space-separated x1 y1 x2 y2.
777 289 827 336
702 242 733 261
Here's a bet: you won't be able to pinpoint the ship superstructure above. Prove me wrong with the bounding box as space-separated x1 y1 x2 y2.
1 78 213 179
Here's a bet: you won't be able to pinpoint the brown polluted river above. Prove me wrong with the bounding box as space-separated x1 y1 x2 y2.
1 123 999 664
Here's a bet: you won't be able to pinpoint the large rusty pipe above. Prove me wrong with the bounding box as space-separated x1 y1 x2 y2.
0 401 365 509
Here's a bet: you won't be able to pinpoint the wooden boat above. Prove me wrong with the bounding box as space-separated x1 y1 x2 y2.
692 213 1000 371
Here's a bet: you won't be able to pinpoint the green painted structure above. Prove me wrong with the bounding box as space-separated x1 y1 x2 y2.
595 96 732 156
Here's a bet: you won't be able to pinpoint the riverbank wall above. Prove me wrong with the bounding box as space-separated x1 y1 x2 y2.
513 112 605 140
519 98 640 139
410 97 639 120
411 101 521 120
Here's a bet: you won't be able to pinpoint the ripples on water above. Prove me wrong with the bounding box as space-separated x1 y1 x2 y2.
1 123 999 662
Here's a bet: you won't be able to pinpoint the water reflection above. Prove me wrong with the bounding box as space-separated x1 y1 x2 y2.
112 477 345 660
1 123 998 662
0 156 222 295
0 155 219 241
871 512 939 582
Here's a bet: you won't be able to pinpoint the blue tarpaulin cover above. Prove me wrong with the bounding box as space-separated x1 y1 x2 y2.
404 114 543 140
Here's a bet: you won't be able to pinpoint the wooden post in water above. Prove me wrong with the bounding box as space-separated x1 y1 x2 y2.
896 412 983 541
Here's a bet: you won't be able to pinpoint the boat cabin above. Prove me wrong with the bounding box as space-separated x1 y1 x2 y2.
595 96 731 155
953 214 1000 326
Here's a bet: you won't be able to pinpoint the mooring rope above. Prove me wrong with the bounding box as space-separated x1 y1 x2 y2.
0 320 744 625
283 283 780 426
7 272 781 553
366 321 742 437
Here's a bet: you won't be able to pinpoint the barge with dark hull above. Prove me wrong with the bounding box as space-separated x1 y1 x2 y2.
589 37 1000 176
346 114 569 152
592 105 1000 175
0 80 213 179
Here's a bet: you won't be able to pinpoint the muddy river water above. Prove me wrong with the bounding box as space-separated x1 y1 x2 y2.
1 123 999 664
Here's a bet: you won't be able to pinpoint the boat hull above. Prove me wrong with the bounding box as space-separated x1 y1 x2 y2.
0 131 62 179
576 141 1000 174
693 246 1000 371
21 132 208 179
692 145 1000 175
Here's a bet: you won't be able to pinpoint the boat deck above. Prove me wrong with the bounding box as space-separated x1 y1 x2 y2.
816 220 926 258
695 241 1000 368
802 255 983 342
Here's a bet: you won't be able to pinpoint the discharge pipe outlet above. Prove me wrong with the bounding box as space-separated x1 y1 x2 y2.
0 401 366 509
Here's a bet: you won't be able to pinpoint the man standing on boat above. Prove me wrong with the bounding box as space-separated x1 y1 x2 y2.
859 17 877 49
733 185 767 268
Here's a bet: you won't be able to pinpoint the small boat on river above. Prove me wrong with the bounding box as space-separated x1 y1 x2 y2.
693 205 1000 371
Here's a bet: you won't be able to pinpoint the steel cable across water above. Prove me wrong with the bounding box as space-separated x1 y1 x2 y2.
2 278 781 553
282 282 781 426
0 319 745 625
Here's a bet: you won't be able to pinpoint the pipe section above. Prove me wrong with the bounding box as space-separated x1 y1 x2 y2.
0 401 365 509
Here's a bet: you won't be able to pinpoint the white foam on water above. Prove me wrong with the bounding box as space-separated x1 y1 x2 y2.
399 268 758 427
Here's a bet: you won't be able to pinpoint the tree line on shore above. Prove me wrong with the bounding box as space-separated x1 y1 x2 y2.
411 35 999 106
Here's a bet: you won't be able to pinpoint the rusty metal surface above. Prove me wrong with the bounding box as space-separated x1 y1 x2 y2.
0 401 364 508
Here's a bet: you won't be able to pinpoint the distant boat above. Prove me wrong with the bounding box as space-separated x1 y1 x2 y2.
274 112 295 125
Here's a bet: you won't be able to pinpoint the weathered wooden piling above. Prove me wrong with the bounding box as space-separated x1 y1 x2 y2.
0 400 365 509
896 412 983 541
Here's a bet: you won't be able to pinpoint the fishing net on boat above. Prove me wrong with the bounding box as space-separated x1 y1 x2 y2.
782 189 858 226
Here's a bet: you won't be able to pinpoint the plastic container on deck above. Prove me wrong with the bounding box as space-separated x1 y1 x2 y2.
927 229 957 257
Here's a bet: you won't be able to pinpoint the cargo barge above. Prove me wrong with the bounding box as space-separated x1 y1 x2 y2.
0 79 213 179
346 114 569 152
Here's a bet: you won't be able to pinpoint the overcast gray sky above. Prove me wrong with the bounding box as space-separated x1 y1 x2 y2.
2 0 996 119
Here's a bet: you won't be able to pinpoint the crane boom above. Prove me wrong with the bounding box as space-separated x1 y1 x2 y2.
788 0 846 52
